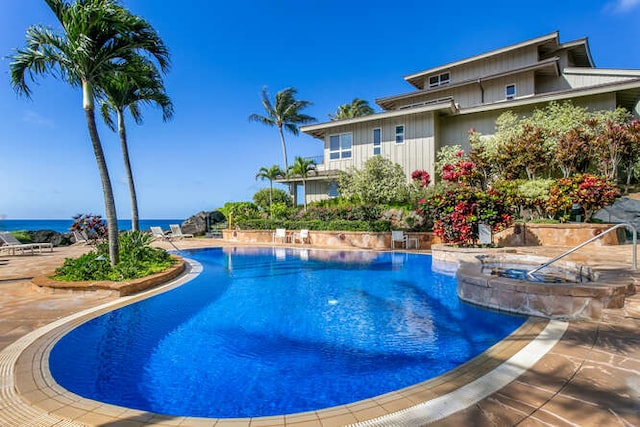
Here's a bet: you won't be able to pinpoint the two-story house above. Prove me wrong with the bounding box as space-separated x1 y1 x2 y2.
285 31 640 204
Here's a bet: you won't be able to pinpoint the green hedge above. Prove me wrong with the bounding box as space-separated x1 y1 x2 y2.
236 219 392 232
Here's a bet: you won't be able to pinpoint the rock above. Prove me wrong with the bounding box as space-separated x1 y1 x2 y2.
181 211 226 236
27 230 73 247
594 197 640 232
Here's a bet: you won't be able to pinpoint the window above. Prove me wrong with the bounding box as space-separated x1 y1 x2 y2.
373 128 381 155
428 71 450 88
329 133 352 159
505 84 516 100
395 125 405 144
328 181 339 198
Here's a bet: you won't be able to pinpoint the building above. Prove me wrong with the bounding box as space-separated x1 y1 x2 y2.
284 31 640 204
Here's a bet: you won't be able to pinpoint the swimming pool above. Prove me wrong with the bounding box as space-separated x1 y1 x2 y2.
49 247 525 418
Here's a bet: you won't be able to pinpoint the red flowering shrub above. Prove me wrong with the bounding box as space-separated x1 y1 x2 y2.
440 151 481 186
411 170 431 187
546 174 619 222
416 184 514 246
70 213 108 244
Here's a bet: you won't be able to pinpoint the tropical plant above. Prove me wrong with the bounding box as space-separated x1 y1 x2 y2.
99 57 173 231
10 0 170 265
248 87 316 172
54 230 174 281
255 165 286 216
252 188 290 213
288 156 316 210
337 156 409 204
329 98 374 121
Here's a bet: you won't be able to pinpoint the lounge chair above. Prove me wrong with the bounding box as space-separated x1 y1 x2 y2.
272 228 289 244
150 226 172 241
0 231 53 255
391 230 419 249
72 230 89 245
169 224 194 240
294 229 310 244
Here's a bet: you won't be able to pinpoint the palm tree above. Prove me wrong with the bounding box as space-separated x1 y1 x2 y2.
255 165 285 217
9 0 169 265
99 57 174 231
288 156 316 210
248 87 316 172
330 98 374 121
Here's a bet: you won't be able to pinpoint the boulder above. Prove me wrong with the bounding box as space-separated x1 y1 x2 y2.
27 230 73 247
594 197 640 232
181 210 226 236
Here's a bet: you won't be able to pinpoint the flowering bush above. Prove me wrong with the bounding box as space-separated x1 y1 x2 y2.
70 213 108 244
416 184 514 246
440 151 481 186
571 174 620 221
411 170 431 187
546 174 619 222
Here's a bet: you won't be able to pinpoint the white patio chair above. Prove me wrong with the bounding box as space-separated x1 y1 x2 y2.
391 230 419 249
272 228 289 244
294 229 310 244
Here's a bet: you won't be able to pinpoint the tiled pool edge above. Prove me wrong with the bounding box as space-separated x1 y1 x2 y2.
3 257 564 427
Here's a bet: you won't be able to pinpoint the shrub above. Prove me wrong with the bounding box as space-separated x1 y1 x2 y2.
417 184 514 246
54 231 174 281
236 219 391 232
337 156 409 204
547 174 620 222
252 188 291 211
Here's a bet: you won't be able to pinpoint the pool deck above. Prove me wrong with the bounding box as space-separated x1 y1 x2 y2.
0 239 639 426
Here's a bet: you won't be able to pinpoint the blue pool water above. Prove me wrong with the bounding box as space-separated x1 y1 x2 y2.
49 247 525 418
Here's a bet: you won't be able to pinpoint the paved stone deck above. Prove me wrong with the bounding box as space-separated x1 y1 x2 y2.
0 239 639 426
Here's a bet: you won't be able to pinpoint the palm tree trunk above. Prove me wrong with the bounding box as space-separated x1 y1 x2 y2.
269 180 273 218
277 124 296 204
117 109 139 231
83 85 119 265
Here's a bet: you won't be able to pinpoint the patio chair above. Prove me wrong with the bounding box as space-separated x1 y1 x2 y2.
0 231 52 255
169 224 194 239
294 229 310 244
272 228 289 244
391 230 419 249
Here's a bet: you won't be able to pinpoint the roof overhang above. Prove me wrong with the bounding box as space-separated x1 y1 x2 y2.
459 78 640 115
275 169 340 184
300 100 458 139
377 58 559 110
559 37 594 67
403 32 559 89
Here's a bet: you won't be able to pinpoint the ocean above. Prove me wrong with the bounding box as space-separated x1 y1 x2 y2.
0 219 184 234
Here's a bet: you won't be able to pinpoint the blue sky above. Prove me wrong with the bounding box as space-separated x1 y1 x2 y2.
1 0 640 220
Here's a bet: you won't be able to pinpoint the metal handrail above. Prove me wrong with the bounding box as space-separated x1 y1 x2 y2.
527 222 637 279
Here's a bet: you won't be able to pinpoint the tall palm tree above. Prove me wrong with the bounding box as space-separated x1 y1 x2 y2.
330 98 374 121
9 0 169 265
288 156 316 210
248 87 316 172
255 165 285 217
99 57 174 231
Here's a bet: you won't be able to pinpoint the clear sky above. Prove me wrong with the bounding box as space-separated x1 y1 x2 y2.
1 0 640 220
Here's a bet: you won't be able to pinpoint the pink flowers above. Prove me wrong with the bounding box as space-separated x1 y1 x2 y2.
411 170 431 187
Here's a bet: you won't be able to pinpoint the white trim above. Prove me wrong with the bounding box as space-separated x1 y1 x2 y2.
349 320 569 427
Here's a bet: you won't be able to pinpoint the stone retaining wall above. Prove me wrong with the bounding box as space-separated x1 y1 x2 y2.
494 223 621 247
222 229 440 250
